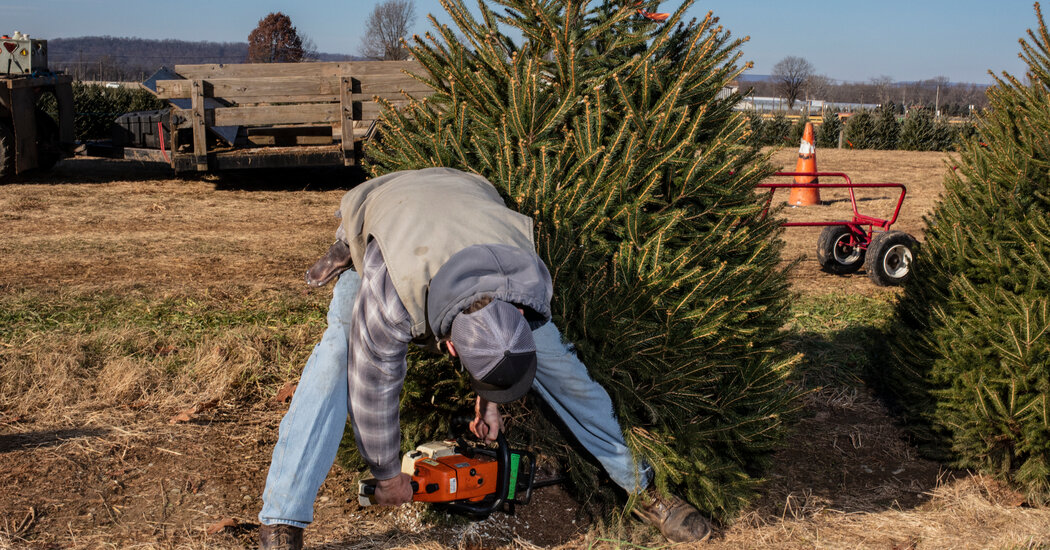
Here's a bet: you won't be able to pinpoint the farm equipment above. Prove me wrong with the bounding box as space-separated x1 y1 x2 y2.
0 33 75 181
358 432 549 516
758 172 920 286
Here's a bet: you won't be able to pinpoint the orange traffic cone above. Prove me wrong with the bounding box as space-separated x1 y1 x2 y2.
788 122 821 206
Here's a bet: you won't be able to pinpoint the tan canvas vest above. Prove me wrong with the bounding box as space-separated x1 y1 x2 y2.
339 168 536 337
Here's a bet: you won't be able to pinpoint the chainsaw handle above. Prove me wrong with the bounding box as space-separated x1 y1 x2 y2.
444 431 511 516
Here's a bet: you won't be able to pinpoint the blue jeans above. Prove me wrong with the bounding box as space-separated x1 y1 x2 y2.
259 272 651 527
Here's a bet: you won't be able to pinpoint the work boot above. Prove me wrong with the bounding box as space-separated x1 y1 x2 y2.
259 523 303 550
305 240 353 287
633 487 713 543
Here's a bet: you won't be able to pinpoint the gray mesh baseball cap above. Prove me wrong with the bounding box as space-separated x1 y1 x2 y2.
450 300 537 403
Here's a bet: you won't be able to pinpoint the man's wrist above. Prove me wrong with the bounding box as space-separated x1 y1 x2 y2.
372 467 403 483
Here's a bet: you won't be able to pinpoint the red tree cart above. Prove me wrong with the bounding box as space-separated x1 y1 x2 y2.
758 172 920 286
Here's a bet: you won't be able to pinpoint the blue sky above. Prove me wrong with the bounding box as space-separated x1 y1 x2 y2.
2 0 1036 84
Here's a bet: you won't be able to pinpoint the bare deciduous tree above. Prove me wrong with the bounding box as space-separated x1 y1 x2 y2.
360 0 416 60
247 12 305 63
771 55 814 109
870 75 895 105
300 34 320 62
807 74 834 101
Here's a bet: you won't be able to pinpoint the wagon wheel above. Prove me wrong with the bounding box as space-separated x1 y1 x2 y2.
865 231 919 286
817 225 866 274
0 120 14 181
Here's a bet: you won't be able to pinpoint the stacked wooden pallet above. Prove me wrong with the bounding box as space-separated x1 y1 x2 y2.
150 61 429 172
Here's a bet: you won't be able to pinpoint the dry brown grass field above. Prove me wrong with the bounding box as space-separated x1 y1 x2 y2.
2 150 1048 549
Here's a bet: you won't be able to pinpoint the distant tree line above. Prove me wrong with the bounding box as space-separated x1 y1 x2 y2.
747 74 989 116
47 36 354 81
747 103 977 152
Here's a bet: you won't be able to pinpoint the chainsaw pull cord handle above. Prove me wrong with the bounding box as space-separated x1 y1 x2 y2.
444 431 511 516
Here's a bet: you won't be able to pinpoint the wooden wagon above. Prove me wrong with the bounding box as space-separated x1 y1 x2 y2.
142 60 429 172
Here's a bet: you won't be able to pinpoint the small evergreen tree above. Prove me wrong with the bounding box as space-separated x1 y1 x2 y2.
872 102 901 150
366 0 799 521
951 119 979 150
879 3 1050 503
746 111 766 148
763 112 792 146
816 109 842 148
843 110 876 149
899 107 938 151
788 113 810 145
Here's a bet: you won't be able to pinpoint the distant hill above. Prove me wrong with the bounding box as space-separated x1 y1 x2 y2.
736 73 771 82
47 36 358 81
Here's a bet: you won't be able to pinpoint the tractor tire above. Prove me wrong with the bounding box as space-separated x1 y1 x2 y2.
865 231 919 286
0 120 14 181
817 225 865 274
34 109 62 172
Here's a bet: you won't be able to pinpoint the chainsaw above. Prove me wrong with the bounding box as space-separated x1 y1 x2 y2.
358 432 545 515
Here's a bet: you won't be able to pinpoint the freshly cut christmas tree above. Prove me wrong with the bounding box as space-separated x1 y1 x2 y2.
880 3 1050 503
367 0 799 520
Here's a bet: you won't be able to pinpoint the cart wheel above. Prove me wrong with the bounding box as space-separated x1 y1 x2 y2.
35 109 62 172
817 225 865 274
865 231 919 286
0 120 14 181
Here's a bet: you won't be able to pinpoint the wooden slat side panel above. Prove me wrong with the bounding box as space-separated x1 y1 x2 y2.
212 104 340 127
156 77 340 100
190 80 208 171
172 146 349 171
174 62 355 79
340 75 354 166
173 61 421 79
156 78 431 101
171 101 413 129
358 101 411 120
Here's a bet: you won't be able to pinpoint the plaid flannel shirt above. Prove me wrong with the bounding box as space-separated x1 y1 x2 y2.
347 240 414 480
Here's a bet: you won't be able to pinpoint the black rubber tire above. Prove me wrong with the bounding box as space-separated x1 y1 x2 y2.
0 120 14 181
817 225 866 274
34 109 62 172
865 231 919 286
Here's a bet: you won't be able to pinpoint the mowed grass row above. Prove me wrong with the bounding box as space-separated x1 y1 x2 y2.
1 283 893 421
0 288 330 419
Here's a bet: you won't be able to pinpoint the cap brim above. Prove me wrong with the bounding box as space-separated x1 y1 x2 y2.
469 354 537 404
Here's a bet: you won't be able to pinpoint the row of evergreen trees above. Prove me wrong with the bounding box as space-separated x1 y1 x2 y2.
344 0 1050 525
37 82 164 140
748 106 976 152
877 3 1050 505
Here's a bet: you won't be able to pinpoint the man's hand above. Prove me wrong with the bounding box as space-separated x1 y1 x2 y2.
374 473 414 506
470 396 503 442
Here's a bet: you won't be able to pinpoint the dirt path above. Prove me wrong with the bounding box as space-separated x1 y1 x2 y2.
3 153 1048 549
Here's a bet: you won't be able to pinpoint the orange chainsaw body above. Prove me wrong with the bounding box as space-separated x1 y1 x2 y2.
410 453 499 503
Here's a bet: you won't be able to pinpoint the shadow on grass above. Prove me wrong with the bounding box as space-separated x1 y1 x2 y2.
0 428 109 453
5 157 372 191
210 165 371 192
750 294 950 517
4 157 180 185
